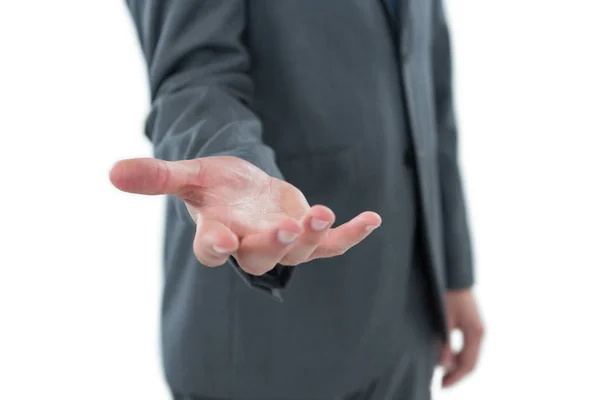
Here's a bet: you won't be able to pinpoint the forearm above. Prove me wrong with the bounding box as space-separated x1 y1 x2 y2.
438 156 474 290
126 0 283 178
432 0 475 289
126 0 291 298
147 82 283 180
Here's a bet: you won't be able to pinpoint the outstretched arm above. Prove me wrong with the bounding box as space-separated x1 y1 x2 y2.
120 1 382 300
125 0 283 181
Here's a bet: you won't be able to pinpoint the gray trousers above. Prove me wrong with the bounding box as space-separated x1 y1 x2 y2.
173 237 439 400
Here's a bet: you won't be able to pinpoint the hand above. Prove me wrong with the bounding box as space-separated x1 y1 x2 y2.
109 156 381 275
439 289 485 388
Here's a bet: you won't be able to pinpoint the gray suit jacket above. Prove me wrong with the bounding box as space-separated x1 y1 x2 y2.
127 0 473 398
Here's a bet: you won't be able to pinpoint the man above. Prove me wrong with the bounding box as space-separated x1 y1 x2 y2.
110 0 484 399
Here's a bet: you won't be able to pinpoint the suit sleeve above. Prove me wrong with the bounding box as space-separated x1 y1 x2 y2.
125 0 294 300
431 0 475 289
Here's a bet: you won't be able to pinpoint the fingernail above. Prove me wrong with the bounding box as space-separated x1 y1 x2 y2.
310 218 329 232
365 225 379 233
277 229 299 245
212 245 229 254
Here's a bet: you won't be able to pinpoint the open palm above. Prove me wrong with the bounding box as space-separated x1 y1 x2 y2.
110 156 381 275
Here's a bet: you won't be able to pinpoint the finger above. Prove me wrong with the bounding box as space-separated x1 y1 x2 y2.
193 213 239 267
235 218 303 275
438 341 455 370
440 316 458 369
442 325 484 388
280 205 335 265
109 157 203 197
309 211 382 259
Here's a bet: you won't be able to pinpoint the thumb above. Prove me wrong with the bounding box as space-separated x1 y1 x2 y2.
109 157 204 197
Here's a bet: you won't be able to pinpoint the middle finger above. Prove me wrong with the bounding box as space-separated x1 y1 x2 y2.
279 205 335 265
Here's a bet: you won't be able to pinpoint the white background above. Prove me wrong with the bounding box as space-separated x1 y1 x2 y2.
1 1 599 399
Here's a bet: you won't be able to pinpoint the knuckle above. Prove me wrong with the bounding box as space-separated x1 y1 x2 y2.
194 252 219 268
239 262 271 276
324 245 346 257
281 251 310 266
154 159 171 194
336 247 348 256
203 259 222 268
193 244 227 267
280 257 303 267
192 158 207 187
192 245 206 263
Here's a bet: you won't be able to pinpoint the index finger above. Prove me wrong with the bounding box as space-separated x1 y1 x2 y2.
109 157 204 197
309 211 381 259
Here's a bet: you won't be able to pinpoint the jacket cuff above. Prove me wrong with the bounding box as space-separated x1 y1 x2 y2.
228 257 295 302
445 266 474 290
